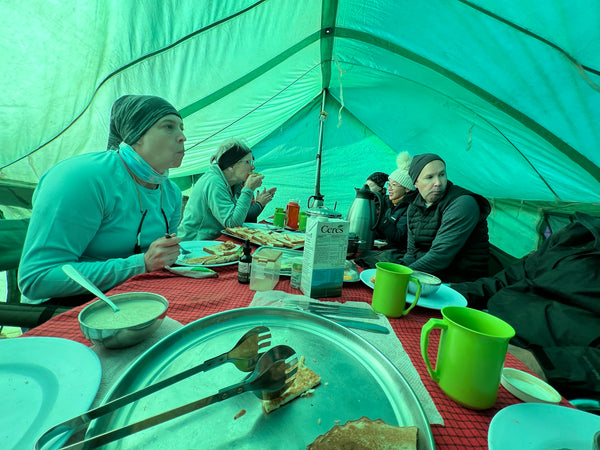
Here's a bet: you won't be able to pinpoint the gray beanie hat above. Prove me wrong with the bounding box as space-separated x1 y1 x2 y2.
107 95 181 150
409 153 445 183
388 151 415 190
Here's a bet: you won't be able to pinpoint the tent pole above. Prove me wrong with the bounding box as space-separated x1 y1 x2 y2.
309 89 328 208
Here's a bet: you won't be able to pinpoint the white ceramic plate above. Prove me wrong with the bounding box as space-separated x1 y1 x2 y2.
359 269 467 310
0 337 101 449
501 368 561 404
488 403 600 450
176 240 240 267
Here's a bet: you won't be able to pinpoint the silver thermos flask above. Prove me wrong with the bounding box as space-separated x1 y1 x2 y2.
346 184 380 254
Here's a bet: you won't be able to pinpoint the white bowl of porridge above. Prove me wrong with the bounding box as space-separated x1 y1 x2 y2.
407 271 442 297
78 292 168 348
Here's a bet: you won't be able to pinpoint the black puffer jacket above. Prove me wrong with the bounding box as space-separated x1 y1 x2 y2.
376 191 417 252
407 182 491 282
452 212 600 400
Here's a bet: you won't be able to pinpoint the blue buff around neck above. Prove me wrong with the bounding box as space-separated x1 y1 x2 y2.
119 144 169 184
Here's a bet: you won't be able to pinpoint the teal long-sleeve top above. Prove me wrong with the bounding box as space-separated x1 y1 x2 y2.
18 150 182 303
178 164 254 241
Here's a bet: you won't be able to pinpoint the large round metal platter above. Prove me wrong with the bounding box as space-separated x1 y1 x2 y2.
86 307 434 449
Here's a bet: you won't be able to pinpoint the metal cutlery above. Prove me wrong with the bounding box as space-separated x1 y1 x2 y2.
325 318 390 334
282 300 388 333
284 299 379 319
35 326 272 449
45 345 298 450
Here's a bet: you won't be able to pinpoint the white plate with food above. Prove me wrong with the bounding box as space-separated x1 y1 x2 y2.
359 269 467 310
488 403 600 450
0 337 101 449
176 240 240 267
86 307 434 449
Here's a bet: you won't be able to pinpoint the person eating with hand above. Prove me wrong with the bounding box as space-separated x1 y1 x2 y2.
19 94 186 306
178 138 277 240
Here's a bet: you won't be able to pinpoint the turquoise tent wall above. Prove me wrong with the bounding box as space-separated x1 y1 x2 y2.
1 0 599 257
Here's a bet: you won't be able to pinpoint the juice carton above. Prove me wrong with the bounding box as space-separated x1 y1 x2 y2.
301 216 349 298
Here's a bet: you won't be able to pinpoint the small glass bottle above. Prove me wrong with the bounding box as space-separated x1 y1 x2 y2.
238 240 252 284
290 257 303 289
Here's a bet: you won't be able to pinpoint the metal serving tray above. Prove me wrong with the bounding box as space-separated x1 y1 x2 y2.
86 307 434 449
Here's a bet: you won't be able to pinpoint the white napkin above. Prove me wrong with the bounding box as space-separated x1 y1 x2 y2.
250 290 444 425
90 316 183 408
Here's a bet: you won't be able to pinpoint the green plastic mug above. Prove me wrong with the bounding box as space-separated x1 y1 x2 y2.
371 262 421 317
421 306 516 410
298 212 307 231
273 211 287 228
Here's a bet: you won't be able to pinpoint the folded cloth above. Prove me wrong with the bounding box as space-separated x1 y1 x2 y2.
250 290 443 425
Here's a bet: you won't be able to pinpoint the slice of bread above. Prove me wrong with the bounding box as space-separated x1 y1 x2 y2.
203 241 238 255
307 417 418 449
262 356 321 414
182 253 238 265
225 226 304 248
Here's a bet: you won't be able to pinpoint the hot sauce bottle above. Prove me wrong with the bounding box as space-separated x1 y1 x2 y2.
238 240 252 284
286 200 300 230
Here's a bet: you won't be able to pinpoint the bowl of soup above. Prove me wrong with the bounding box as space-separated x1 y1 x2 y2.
78 292 168 348
407 271 442 297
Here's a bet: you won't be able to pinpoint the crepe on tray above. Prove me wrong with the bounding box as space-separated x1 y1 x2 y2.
262 356 321 414
225 226 304 248
307 417 418 449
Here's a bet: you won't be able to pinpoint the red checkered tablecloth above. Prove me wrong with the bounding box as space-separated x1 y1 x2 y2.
22 264 572 449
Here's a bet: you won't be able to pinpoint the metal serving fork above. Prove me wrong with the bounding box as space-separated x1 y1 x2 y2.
44 345 298 450
34 326 271 449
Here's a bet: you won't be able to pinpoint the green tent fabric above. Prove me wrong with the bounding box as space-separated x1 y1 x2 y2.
1 0 599 257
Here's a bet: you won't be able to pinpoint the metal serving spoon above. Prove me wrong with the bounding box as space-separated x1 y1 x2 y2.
62 264 120 312
41 345 298 449
35 326 274 450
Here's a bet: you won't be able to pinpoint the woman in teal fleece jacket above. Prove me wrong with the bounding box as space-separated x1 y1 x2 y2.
178 138 276 241
18 95 186 305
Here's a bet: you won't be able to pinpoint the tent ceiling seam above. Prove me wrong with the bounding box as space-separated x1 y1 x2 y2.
184 61 325 151
319 0 339 89
333 27 600 185
179 32 321 118
457 0 600 85
324 58 561 200
4 4 599 194
0 0 268 171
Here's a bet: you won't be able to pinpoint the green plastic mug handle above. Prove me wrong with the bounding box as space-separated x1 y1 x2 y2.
402 276 421 315
420 317 447 383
